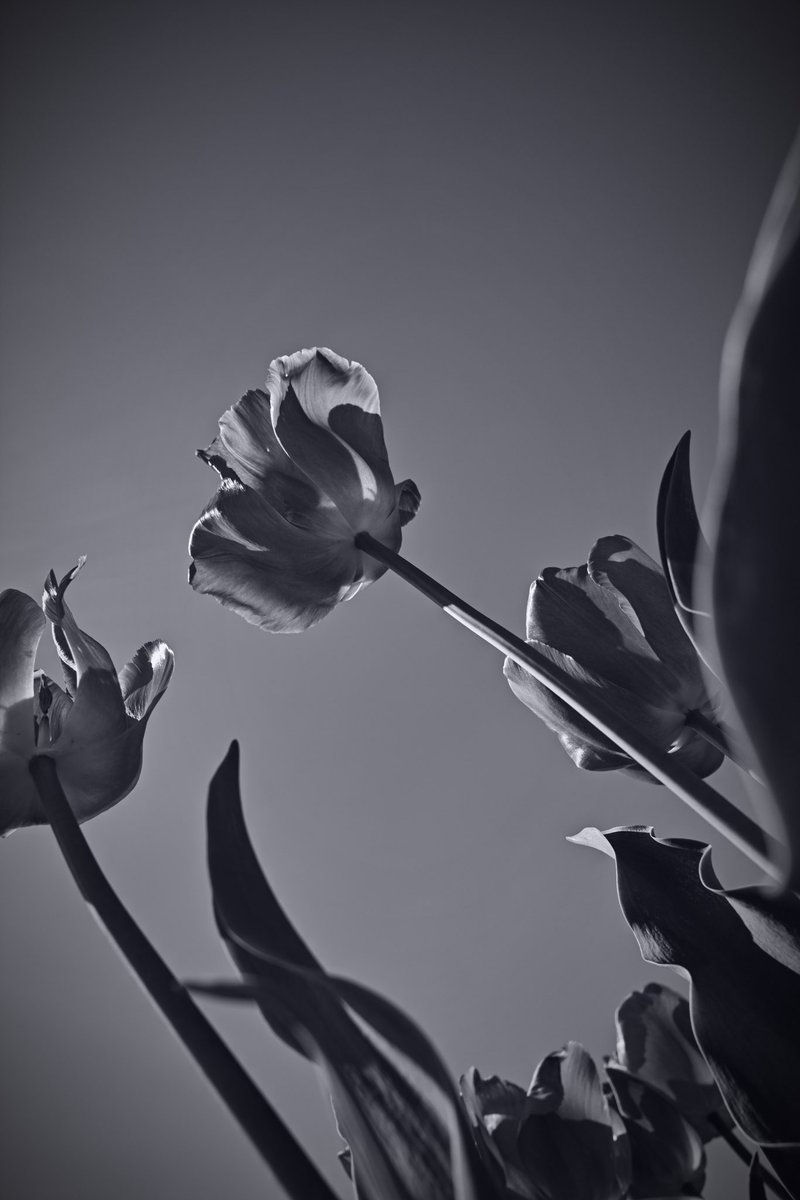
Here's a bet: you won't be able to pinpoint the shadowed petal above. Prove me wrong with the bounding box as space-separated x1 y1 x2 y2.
605 1066 705 1198
119 641 175 721
588 534 709 702
572 826 800 1144
0 589 45 754
611 983 729 1140
526 567 679 706
518 1045 630 1200
202 388 313 494
34 673 73 746
269 349 397 527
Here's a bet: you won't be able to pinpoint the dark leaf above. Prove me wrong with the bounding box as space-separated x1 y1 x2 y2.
711 131 800 885
571 825 800 1144
656 431 717 671
205 742 494 1200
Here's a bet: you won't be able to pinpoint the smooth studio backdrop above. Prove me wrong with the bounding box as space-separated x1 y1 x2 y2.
2 4 799 1197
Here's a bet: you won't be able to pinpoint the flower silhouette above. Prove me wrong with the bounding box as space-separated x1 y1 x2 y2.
189 347 420 632
504 535 723 779
0 560 173 834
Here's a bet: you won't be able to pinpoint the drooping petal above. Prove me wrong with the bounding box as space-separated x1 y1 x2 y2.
588 535 711 708
118 641 175 721
517 1044 631 1200
605 1067 705 1198
611 983 729 1140
711 132 800 886
205 742 490 1200
571 826 800 1145
268 349 397 529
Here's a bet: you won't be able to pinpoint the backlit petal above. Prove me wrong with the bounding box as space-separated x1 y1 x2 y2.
119 641 175 721
0 589 44 757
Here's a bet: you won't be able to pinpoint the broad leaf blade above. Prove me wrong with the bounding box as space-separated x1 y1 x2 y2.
711 132 800 885
571 825 800 1144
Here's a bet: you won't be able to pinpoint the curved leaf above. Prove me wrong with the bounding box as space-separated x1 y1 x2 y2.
571 825 800 1144
711 131 800 885
205 742 495 1200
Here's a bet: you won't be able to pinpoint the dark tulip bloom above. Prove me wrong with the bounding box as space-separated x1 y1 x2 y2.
189 347 420 632
0 561 173 834
504 535 723 780
461 1043 631 1200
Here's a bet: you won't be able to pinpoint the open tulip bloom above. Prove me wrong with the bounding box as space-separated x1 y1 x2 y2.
0 560 173 834
190 347 420 632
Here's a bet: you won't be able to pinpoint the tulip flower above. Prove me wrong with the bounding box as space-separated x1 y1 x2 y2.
504 534 724 780
609 983 730 1142
189 347 420 632
0 560 173 834
461 1044 631 1200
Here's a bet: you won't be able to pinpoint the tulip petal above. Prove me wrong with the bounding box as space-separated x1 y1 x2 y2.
762 1146 800 1199
518 1045 630 1200
571 826 800 1144
611 983 729 1140
118 641 175 721
588 535 710 706
605 1067 705 1198
202 388 313 494
711 133 800 885
206 742 489 1200
34 673 73 746
45 668 147 822
0 589 45 753
42 562 117 689
504 643 722 780
396 478 422 528
269 349 397 527
189 481 363 632
526 566 683 708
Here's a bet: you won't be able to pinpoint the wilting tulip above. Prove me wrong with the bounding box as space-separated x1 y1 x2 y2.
461 1043 631 1200
0 561 173 834
504 534 724 779
189 347 420 632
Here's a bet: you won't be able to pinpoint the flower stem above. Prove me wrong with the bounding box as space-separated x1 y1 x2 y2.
685 709 764 784
356 533 781 881
707 1114 792 1200
28 755 338 1200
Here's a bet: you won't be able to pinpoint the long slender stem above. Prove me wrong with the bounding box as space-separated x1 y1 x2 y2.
29 756 338 1200
707 1114 791 1200
357 533 781 880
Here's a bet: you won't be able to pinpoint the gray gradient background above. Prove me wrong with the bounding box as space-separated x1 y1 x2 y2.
2 3 799 1198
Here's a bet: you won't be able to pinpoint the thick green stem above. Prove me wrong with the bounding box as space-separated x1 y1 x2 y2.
29 756 337 1200
356 533 781 880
